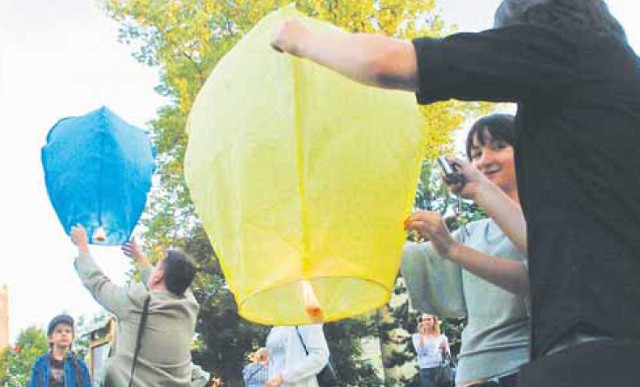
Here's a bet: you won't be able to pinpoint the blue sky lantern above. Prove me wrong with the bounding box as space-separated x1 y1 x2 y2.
42 106 155 245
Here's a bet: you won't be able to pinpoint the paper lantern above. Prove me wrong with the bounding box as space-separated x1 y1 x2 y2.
184 7 426 325
42 106 155 245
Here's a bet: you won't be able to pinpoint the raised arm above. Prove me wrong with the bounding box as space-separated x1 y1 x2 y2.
121 237 153 285
271 18 418 91
71 224 141 315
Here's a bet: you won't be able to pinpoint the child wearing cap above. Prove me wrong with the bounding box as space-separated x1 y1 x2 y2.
28 314 91 387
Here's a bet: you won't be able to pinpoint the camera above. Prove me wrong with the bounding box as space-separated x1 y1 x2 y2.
437 156 466 185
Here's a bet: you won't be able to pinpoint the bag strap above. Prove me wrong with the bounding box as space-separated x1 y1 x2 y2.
247 364 263 383
295 326 309 355
440 347 456 367
295 326 336 384
129 295 151 387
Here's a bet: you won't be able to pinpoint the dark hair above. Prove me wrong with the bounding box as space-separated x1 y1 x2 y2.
47 314 74 337
494 0 626 40
465 114 516 160
161 250 196 297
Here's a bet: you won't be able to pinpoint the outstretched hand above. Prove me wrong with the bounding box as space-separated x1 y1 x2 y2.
271 18 310 56
70 224 90 252
122 236 151 270
122 237 144 260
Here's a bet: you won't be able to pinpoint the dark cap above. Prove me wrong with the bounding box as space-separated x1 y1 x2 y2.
47 314 75 336
494 0 547 28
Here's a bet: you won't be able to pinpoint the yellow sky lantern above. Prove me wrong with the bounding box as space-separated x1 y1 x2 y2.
184 6 426 325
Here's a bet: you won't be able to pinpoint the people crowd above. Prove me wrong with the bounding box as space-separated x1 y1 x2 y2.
28 0 640 385
272 0 640 385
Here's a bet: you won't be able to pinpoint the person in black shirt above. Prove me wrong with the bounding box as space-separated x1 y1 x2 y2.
271 1 640 385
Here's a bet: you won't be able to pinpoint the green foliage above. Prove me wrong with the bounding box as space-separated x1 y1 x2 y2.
324 318 383 386
0 327 48 386
375 276 419 386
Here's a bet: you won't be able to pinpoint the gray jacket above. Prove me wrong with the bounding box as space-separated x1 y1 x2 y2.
75 251 208 387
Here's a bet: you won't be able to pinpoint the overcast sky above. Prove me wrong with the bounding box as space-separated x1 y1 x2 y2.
1 0 638 342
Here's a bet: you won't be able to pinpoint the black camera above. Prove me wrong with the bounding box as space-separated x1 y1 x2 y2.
437 156 467 185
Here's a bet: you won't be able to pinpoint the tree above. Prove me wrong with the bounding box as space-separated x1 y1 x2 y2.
101 0 493 385
375 275 419 386
0 327 48 386
102 0 488 256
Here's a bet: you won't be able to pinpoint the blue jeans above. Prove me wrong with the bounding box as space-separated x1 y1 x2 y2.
419 367 439 387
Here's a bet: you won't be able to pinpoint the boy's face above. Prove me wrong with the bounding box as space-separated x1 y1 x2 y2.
48 323 74 349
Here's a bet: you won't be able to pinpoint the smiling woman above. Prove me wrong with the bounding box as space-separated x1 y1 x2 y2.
402 113 530 387
466 114 518 203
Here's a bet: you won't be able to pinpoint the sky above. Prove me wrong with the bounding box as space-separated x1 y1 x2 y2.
1 0 639 343
0 0 166 341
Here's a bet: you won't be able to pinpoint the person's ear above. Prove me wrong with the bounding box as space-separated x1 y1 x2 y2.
157 266 165 281
151 267 164 286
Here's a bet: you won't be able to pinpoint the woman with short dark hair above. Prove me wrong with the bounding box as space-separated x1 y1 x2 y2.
403 114 529 387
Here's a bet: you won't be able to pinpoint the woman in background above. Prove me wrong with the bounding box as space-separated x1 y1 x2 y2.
412 313 451 387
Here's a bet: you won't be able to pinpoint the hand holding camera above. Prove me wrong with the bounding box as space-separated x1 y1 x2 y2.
437 156 467 187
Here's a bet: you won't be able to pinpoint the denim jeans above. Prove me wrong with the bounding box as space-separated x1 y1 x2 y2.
419 367 439 387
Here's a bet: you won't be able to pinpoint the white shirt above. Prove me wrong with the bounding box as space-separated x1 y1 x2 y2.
266 325 329 387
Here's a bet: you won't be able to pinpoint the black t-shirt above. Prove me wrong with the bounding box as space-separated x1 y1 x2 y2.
49 356 65 386
413 23 640 358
